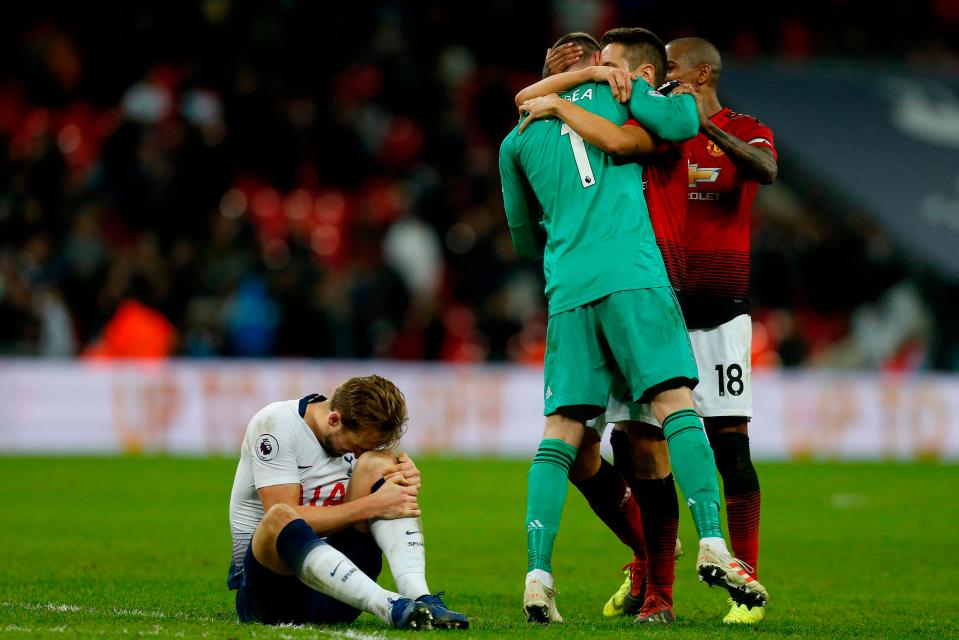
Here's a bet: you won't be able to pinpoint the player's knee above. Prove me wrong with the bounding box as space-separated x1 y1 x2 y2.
570 448 601 483
544 410 587 446
633 451 669 480
710 430 758 492
704 416 748 438
353 450 395 479
262 503 299 533
650 386 694 419
624 426 669 479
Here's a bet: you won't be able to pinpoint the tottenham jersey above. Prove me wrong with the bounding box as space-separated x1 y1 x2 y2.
227 394 355 589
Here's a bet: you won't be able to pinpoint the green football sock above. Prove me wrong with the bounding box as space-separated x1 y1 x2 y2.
661 409 723 539
526 438 578 573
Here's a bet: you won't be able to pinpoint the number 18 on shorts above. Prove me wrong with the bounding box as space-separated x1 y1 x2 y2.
689 313 753 419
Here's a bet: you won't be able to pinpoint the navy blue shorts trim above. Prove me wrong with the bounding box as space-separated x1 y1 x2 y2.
235 529 383 625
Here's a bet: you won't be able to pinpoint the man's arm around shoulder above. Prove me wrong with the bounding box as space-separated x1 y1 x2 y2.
628 81 699 142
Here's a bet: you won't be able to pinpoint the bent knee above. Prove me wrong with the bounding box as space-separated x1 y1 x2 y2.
704 416 748 436
570 446 601 483
263 503 299 531
354 450 397 476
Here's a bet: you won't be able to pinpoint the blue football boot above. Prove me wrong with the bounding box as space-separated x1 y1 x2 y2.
416 592 469 629
390 597 433 630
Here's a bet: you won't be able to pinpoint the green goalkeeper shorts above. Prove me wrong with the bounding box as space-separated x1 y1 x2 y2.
543 286 698 417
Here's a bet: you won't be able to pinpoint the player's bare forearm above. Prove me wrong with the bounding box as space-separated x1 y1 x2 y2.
293 498 376 536
298 479 420 535
258 483 371 536
554 100 656 157
702 121 778 184
514 67 594 106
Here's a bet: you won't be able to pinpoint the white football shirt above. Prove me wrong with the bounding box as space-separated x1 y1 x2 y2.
228 394 355 586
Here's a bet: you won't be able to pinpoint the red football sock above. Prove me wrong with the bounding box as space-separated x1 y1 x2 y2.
711 431 761 578
634 476 679 605
725 490 761 578
572 459 647 581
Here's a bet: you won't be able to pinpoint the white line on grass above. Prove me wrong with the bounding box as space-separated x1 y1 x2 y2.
0 601 214 622
325 630 386 640
1 601 389 640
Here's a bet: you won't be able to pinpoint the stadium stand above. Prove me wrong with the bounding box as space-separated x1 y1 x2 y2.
1 1 957 368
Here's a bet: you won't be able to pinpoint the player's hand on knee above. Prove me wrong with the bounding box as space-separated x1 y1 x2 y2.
372 473 421 519
383 452 421 491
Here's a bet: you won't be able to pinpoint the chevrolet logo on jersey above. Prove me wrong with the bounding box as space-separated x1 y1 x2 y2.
689 164 720 188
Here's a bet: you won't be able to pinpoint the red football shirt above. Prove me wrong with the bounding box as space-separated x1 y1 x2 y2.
625 119 690 292
682 107 776 329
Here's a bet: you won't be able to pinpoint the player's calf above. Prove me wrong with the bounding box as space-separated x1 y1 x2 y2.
251 503 301 575
359 452 470 628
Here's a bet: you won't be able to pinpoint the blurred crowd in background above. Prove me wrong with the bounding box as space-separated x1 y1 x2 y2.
2 1 958 368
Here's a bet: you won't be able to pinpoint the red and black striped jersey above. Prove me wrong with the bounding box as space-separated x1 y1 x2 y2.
682 107 776 329
625 119 690 293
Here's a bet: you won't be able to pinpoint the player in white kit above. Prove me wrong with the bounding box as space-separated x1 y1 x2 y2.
228 374 468 629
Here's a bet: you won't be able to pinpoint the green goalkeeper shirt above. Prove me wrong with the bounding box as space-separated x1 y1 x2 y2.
499 79 698 316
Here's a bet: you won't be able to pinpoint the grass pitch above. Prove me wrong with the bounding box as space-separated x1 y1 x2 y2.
0 457 956 639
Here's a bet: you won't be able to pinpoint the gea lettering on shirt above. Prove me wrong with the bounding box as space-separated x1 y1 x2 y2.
689 192 721 201
564 88 593 103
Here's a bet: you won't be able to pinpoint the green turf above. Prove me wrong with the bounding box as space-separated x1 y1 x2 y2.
0 457 957 639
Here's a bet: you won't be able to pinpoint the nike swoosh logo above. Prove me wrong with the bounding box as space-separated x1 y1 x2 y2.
330 560 344 577
298 466 310 469
405 530 421 535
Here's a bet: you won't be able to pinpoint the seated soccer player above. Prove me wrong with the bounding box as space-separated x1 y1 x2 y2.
227 375 468 630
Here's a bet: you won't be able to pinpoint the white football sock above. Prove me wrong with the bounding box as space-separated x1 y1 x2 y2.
700 536 730 555
526 568 553 589
370 516 430 598
295 542 400 623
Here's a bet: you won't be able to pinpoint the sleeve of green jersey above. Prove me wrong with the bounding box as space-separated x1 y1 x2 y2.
627 81 699 142
498 135 545 259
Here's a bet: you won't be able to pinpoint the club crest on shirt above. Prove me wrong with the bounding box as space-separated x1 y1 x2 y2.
256 434 279 461
706 140 725 157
